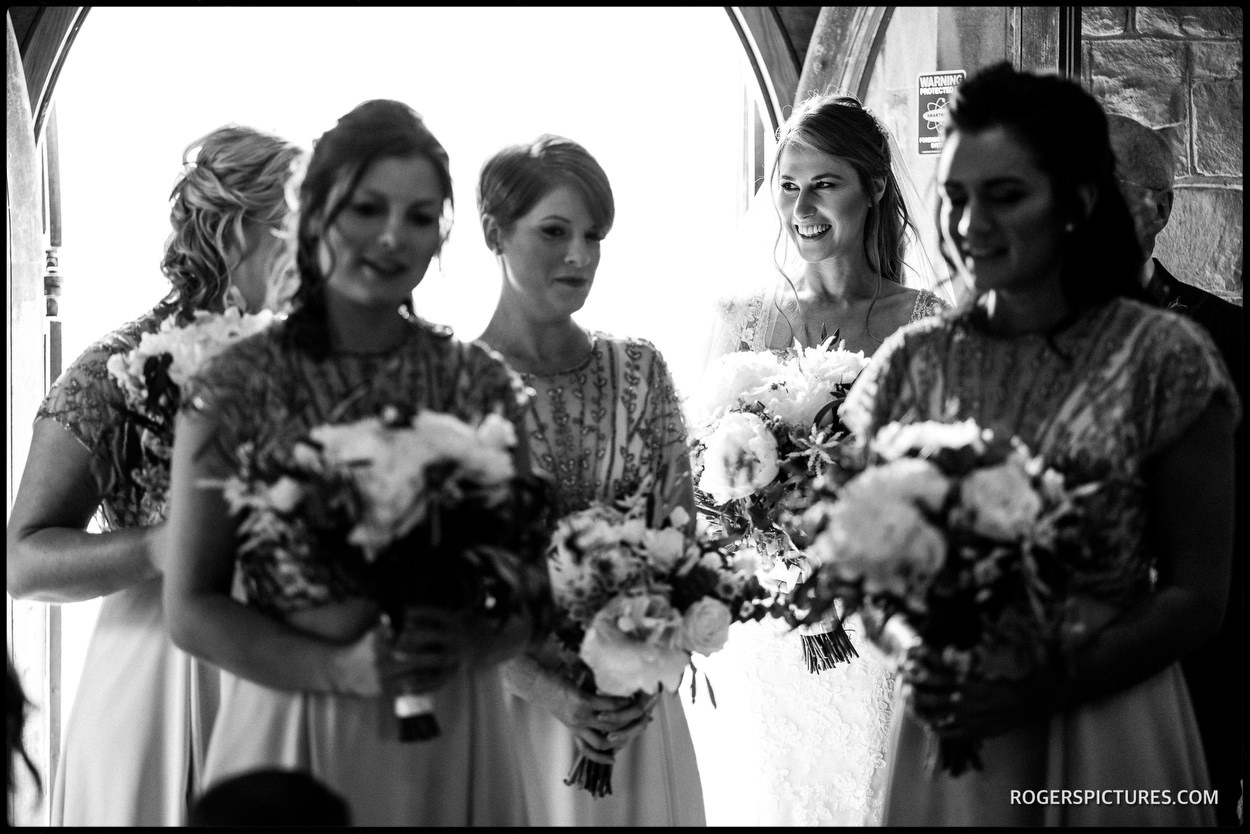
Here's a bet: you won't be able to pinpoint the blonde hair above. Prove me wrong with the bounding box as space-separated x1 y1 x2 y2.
161 125 304 314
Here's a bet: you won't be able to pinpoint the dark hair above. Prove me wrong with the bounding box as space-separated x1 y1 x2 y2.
161 125 303 318
286 99 454 358
772 93 917 286
476 134 614 248
188 768 351 826
944 63 1149 316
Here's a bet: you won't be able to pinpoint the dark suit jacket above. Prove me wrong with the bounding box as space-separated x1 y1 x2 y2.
1150 259 1243 819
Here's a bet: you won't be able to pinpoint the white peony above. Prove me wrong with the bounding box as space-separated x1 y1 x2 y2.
699 411 780 504
692 351 789 423
579 594 689 696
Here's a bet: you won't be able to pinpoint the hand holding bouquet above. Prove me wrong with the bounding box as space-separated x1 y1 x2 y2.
545 488 772 797
220 403 550 741
784 418 1102 776
107 307 275 512
691 336 869 671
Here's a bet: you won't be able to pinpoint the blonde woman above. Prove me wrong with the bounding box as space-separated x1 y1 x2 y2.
7 125 302 825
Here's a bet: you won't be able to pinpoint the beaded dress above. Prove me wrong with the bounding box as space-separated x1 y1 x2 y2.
183 316 536 826
38 301 220 826
685 284 947 826
843 298 1238 825
501 332 707 826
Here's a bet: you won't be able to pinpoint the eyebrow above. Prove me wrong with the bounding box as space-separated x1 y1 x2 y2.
780 172 844 180
353 187 441 206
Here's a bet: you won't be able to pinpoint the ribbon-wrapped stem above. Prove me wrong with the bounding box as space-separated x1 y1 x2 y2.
799 613 859 674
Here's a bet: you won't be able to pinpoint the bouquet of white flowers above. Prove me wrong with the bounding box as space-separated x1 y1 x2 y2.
219 403 551 742
106 307 275 512
784 417 1109 776
690 336 869 672
545 487 774 797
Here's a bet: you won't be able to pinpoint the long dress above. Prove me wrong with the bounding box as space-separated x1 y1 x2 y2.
501 332 707 826
685 286 947 826
39 301 221 826
183 316 536 826
842 297 1239 826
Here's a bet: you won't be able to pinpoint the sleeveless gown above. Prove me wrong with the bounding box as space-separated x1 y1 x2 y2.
499 332 708 826
39 302 220 826
843 298 1237 825
183 317 536 826
685 286 947 826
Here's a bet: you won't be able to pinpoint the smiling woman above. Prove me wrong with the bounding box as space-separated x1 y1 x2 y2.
29 5 753 824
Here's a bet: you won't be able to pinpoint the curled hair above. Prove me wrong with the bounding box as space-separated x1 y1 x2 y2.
772 93 917 286
945 63 1149 317
476 134 614 247
285 99 454 359
161 126 303 318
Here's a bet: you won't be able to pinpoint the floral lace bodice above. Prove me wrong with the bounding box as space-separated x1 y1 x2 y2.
183 317 531 615
707 283 948 360
843 298 1241 611
35 300 177 530
520 332 693 524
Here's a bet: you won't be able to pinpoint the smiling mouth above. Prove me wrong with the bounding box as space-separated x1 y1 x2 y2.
795 224 831 239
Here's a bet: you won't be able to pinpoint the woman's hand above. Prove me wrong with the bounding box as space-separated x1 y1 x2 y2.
378 606 469 696
143 522 169 574
901 645 1054 742
533 673 659 763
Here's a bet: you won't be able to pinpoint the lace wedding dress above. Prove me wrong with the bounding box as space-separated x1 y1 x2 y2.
682 282 946 826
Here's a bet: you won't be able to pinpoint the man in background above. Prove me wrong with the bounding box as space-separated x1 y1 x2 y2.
1108 112 1243 827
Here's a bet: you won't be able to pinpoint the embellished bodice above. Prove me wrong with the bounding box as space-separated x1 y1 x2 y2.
36 300 177 530
707 283 948 361
184 317 530 615
519 332 693 525
842 298 1241 605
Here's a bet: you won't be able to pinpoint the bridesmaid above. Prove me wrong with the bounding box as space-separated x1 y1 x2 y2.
6 125 301 825
844 62 1236 826
477 134 706 826
162 100 544 826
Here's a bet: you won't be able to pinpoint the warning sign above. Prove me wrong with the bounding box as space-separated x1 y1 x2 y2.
917 70 965 155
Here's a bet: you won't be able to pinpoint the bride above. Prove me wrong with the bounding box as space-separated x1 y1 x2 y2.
683 93 950 826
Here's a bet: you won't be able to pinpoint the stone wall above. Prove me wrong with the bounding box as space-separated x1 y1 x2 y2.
1083 6 1243 303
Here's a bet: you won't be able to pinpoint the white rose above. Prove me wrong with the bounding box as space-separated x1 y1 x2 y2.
812 495 947 598
264 476 304 513
680 597 732 655
958 461 1042 541
699 411 780 504
844 457 951 513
